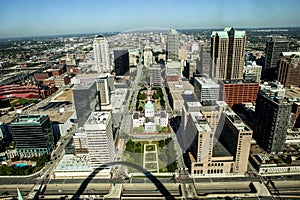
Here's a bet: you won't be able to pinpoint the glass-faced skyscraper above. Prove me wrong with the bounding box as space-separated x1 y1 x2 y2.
263 38 289 81
73 81 99 127
9 114 55 158
211 27 246 81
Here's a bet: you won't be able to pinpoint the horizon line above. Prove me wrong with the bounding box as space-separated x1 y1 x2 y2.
1 25 299 40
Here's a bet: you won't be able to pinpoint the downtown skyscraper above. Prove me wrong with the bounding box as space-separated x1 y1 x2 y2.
93 35 111 73
166 29 180 61
211 27 246 81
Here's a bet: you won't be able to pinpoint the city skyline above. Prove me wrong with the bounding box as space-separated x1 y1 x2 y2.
0 0 300 38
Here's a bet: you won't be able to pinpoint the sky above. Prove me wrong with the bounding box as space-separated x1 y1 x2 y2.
0 0 300 38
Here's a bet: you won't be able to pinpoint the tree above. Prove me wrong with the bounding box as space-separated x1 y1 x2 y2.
137 92 146 100
152 92 159 100
158 140 165 148
126 139 135 152
160 99 165 108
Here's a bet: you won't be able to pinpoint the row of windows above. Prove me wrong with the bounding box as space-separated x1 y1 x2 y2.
208 163 224 167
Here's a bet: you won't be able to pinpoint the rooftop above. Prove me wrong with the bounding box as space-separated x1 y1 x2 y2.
224 109 251 132
221 79 259 84
194 76 219 87
73 81 95 90
211 27 246 39
11 114 48 125
166 61 181 68
85 111 110 126
190 112 212 132
55 154 92 172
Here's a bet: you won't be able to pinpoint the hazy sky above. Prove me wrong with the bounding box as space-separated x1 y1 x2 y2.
1 0 300 38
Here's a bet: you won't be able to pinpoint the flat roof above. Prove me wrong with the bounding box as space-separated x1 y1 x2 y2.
11 114 47 125
55 154 92 172
194 76 219 87
190 112 212 132
167 80 194 91
85 111 110 126
73 81 95 90
220 79 259 84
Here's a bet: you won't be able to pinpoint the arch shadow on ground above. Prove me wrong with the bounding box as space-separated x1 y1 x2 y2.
71 161 175 200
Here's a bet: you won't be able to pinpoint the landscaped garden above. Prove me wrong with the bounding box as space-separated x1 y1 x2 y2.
135 86 166 112
124 138 177 173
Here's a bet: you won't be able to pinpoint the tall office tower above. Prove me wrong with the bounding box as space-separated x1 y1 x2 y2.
84 112 115 169
97 75 110 106
217 107 253 175
194 76 220 106
254 82 292 153
144 45 153 67
149 64 161 86
243 61 262 82
200 101 227 133
263 38 289 81
93 35 111 73
9 114 54 158
211 27 246 81
114 49 130 76
184 102 252 176
219 80 259 108
277 52 300 87
73 81 99 127
199 45 212 76
186 111 214 164
166 29 180 61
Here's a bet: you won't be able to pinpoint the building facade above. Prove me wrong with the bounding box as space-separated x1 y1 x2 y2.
73 81 99 127
144 45 153 67
194 76 220 106
254 83 292 153
243 61 262 82
149 64 161 86
211 27 246 81
199 45 211 76
263 38 289 81
84 112 115 169
93 35 111 73
97 75 110 106
183 102 252 176
277 52 300 87
219 80 259 108
166 29 180 61
9 114 55 158
114 49 130 76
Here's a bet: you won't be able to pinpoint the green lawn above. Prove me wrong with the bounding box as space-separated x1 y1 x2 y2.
9 98 36 107
125 138 177 173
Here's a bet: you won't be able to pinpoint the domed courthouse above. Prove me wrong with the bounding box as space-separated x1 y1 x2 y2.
132 98 168 133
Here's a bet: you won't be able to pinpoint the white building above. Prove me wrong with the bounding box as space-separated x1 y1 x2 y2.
84 112 115 169
194 76 220 105
144 45 153 67
132 100 168 133
244 61 262 82
166 61 182 78
93 35 111 73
